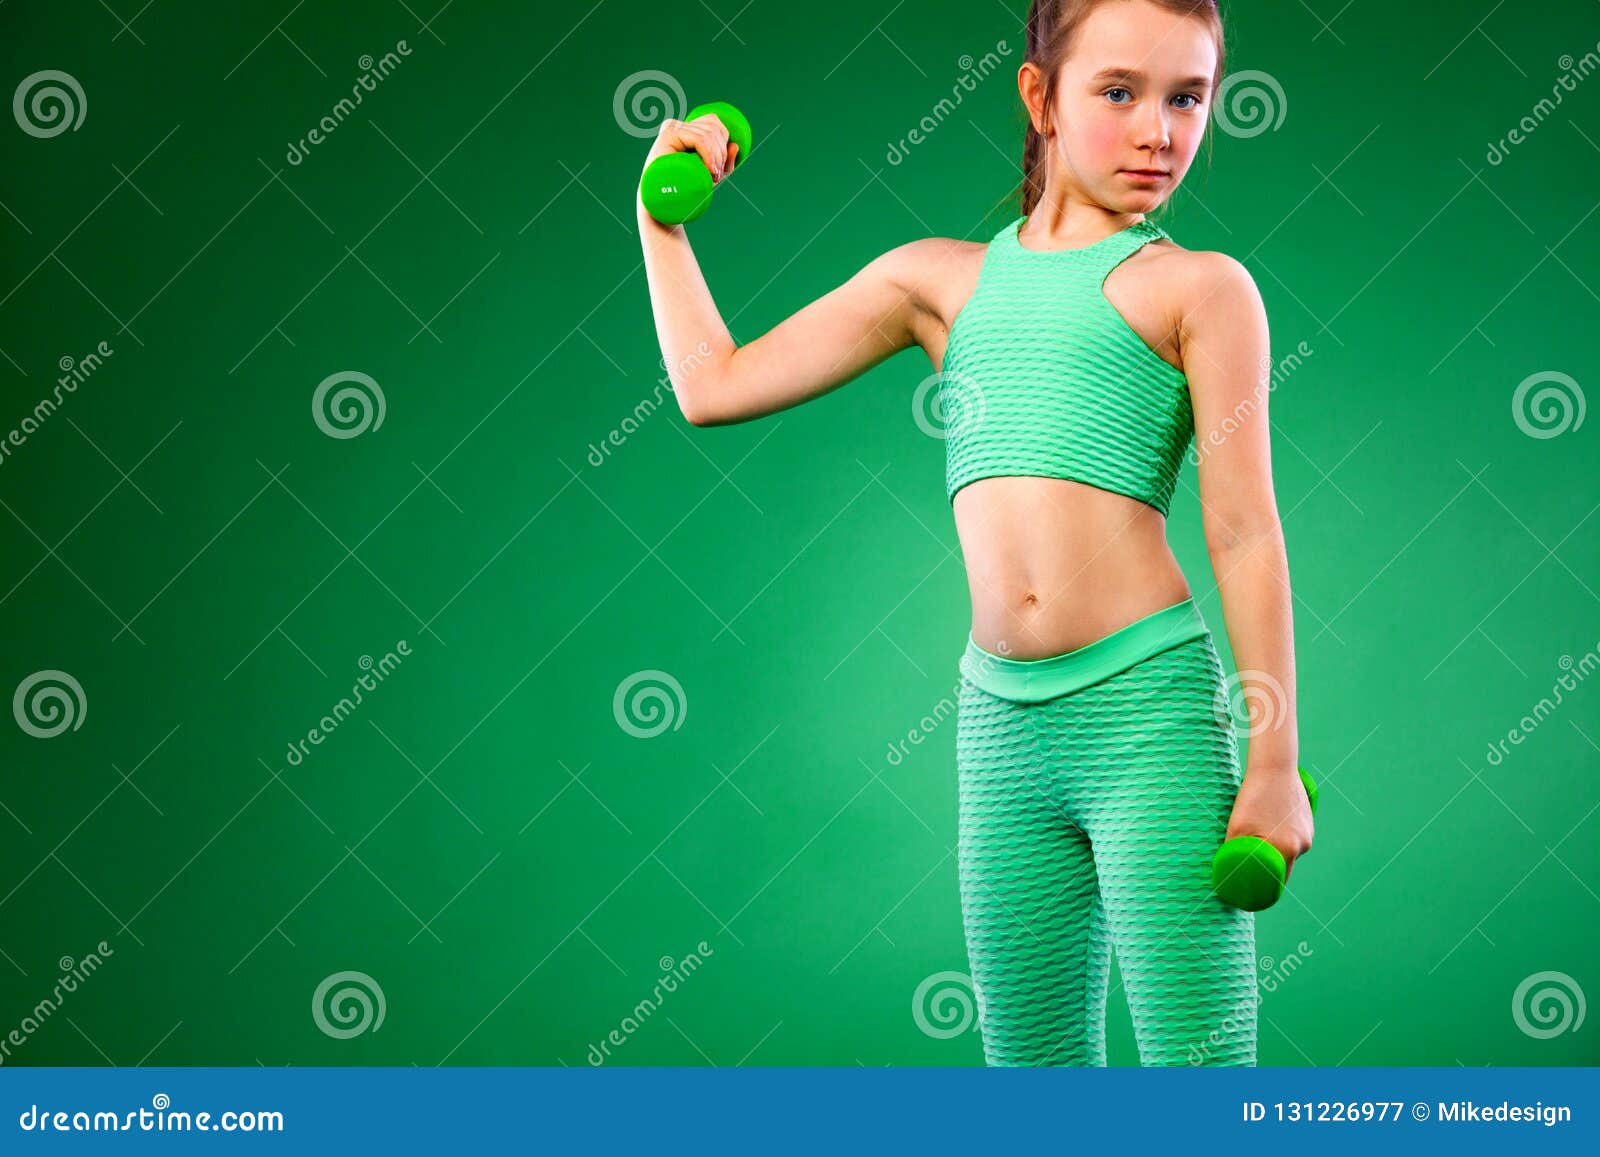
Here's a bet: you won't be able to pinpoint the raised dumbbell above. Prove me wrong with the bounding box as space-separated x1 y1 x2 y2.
638 101 752 225
1211 765 1318 911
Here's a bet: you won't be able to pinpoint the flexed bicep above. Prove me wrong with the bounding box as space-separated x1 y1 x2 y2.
682 241 938 426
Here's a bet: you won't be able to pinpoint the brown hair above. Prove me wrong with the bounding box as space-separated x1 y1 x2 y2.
1019 0 1226 216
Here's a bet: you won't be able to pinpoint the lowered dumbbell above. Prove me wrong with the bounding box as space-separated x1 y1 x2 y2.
1211 765 1318 911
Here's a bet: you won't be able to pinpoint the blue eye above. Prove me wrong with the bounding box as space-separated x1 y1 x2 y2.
1106 87 1202 109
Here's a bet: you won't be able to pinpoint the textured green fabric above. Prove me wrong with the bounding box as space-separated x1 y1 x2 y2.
960 598 1208 702
942 216 1193 514
956 621 1257 1066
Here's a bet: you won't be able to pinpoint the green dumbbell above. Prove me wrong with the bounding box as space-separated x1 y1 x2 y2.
638 101 752 225
1211 766 1318 911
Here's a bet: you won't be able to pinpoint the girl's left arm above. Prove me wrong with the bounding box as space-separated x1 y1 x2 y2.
1177 252 1313 870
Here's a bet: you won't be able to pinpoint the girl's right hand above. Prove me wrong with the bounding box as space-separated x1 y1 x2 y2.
640 114 741 188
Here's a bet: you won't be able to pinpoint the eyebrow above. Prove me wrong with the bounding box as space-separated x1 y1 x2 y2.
1088 66 1212 90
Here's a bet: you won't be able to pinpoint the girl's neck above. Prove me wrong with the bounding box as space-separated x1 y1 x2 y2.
1021 196 1146 248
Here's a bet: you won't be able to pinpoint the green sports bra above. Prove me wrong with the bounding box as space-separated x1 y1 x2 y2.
940 215 1194 516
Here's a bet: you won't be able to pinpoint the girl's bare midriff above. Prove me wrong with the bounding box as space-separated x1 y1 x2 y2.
953 477 1191 659
922 232 1192 661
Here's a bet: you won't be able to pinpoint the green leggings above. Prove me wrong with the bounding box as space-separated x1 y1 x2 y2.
956 598 1257 1066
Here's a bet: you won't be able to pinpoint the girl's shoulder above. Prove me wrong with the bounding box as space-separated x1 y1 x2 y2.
1130 239 1262 323
1139 236 1255 292
870 234 986 281
874 233 988 316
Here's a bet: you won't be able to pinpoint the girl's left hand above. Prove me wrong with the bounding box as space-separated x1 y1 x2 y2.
1224 768 1315 881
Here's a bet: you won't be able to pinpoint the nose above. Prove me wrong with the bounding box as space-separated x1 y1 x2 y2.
1133 102 1170 154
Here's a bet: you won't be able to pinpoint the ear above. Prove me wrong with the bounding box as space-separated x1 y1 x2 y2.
1018 62 1050 134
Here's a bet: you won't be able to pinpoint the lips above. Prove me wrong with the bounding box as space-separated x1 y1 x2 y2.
1122 169 1169 178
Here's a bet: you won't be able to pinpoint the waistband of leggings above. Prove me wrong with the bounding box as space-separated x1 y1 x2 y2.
960 598 1210 703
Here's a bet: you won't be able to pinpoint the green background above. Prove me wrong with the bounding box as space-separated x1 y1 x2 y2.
1 0 1596 1067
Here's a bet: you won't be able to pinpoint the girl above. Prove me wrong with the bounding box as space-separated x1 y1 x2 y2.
636 0 1312 1066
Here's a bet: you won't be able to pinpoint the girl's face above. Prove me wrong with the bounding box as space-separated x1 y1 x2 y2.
1026 0 1217 212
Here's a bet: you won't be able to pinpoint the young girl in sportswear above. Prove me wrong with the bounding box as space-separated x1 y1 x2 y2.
636 0 1313 1066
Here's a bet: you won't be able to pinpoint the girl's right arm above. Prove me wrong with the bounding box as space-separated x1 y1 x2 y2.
637 114 933 427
